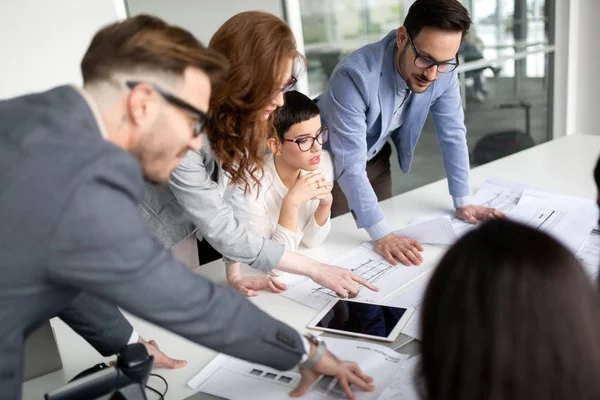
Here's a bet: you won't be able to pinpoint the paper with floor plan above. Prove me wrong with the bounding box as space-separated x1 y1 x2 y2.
576 229 600 279
406 179 596 256
281 244 441 311
450 178 526 238
509 189 598 253
403 179 527 242
376 356 422 400
188 337 409 400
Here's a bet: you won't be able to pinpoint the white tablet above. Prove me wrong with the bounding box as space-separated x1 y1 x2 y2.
307 299 414 342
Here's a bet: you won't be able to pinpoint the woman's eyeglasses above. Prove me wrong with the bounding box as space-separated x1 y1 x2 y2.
282 127 329 152
271 76 297 99
281 76 298 93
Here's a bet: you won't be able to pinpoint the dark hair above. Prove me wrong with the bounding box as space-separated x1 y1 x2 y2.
273 90 320 141
595 155 600 192
81 15 228 86
420 219 600 400
403 0 472 39
207 11 303 192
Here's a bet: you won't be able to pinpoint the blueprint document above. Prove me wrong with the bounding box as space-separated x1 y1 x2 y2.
398 179 526 245
188 337 409 400
399 179 596 255
281 243 442 311
450 178 526 238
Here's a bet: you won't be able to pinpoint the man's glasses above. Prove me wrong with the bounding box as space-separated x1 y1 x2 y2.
126 81 209 137
407 33 458 73
282 127 329 152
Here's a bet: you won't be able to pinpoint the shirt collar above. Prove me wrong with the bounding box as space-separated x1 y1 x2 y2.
70 85 109 141
393 47 409 93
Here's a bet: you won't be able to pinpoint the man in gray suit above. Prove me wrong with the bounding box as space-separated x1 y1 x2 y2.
0 15 374 400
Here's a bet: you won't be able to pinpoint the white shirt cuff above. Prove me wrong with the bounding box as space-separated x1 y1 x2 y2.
365 219 392 241
128 330 140 345
453 195 471 208
299 332 310 363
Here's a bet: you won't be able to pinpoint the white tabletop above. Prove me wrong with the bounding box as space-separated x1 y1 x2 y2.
23 134 600 399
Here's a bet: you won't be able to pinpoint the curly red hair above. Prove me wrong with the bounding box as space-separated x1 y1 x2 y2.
207 11 302 192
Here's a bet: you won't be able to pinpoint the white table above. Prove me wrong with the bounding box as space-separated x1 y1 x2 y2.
23 134 600 399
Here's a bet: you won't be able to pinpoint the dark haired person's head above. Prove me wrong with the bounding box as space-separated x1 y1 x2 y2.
268 90 326 173
395 0 471 93
81 15 228 184
420 219 600 400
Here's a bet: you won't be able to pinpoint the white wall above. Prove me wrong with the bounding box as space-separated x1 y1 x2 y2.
0 0 125 99
126 0 283 44
571 0 599 136
126 0 308 92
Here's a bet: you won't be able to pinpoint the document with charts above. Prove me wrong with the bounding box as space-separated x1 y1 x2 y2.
281 244 442 311
188 337 410 400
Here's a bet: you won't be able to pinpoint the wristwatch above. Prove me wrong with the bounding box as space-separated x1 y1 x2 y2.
298 333 327 369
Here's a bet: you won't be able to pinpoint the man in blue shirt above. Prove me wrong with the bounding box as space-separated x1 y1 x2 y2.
320 0 504 266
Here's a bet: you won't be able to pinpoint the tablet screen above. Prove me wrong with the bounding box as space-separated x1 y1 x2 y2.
315 300 408 338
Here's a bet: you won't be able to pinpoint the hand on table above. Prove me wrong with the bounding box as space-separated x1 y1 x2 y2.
375 234 424 266
228 274 287 297
290 347 375 399
456 205 507 224
121 338 187 369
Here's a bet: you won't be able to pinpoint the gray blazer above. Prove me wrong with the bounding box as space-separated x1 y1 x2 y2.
141 139 284 271
0 86 303 400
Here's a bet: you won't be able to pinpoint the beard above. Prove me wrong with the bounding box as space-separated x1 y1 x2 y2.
132 131 182 185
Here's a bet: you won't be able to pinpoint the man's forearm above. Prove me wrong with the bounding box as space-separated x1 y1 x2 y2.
57 293 133 357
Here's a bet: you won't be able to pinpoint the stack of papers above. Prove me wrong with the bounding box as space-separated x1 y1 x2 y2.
394 178 598 257
188 337 414 400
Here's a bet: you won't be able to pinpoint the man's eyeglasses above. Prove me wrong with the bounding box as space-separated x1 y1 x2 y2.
407 33 458 73
126 81 209 137
282 127 329 152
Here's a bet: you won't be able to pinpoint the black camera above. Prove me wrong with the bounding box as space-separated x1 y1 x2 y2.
45 343 153 400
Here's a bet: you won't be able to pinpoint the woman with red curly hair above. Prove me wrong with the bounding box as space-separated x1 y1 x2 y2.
141 11 376 298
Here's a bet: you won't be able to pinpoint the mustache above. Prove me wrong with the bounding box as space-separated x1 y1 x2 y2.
416 75 433 83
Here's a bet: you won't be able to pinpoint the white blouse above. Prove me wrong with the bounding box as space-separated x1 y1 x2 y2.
246 151 334 252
